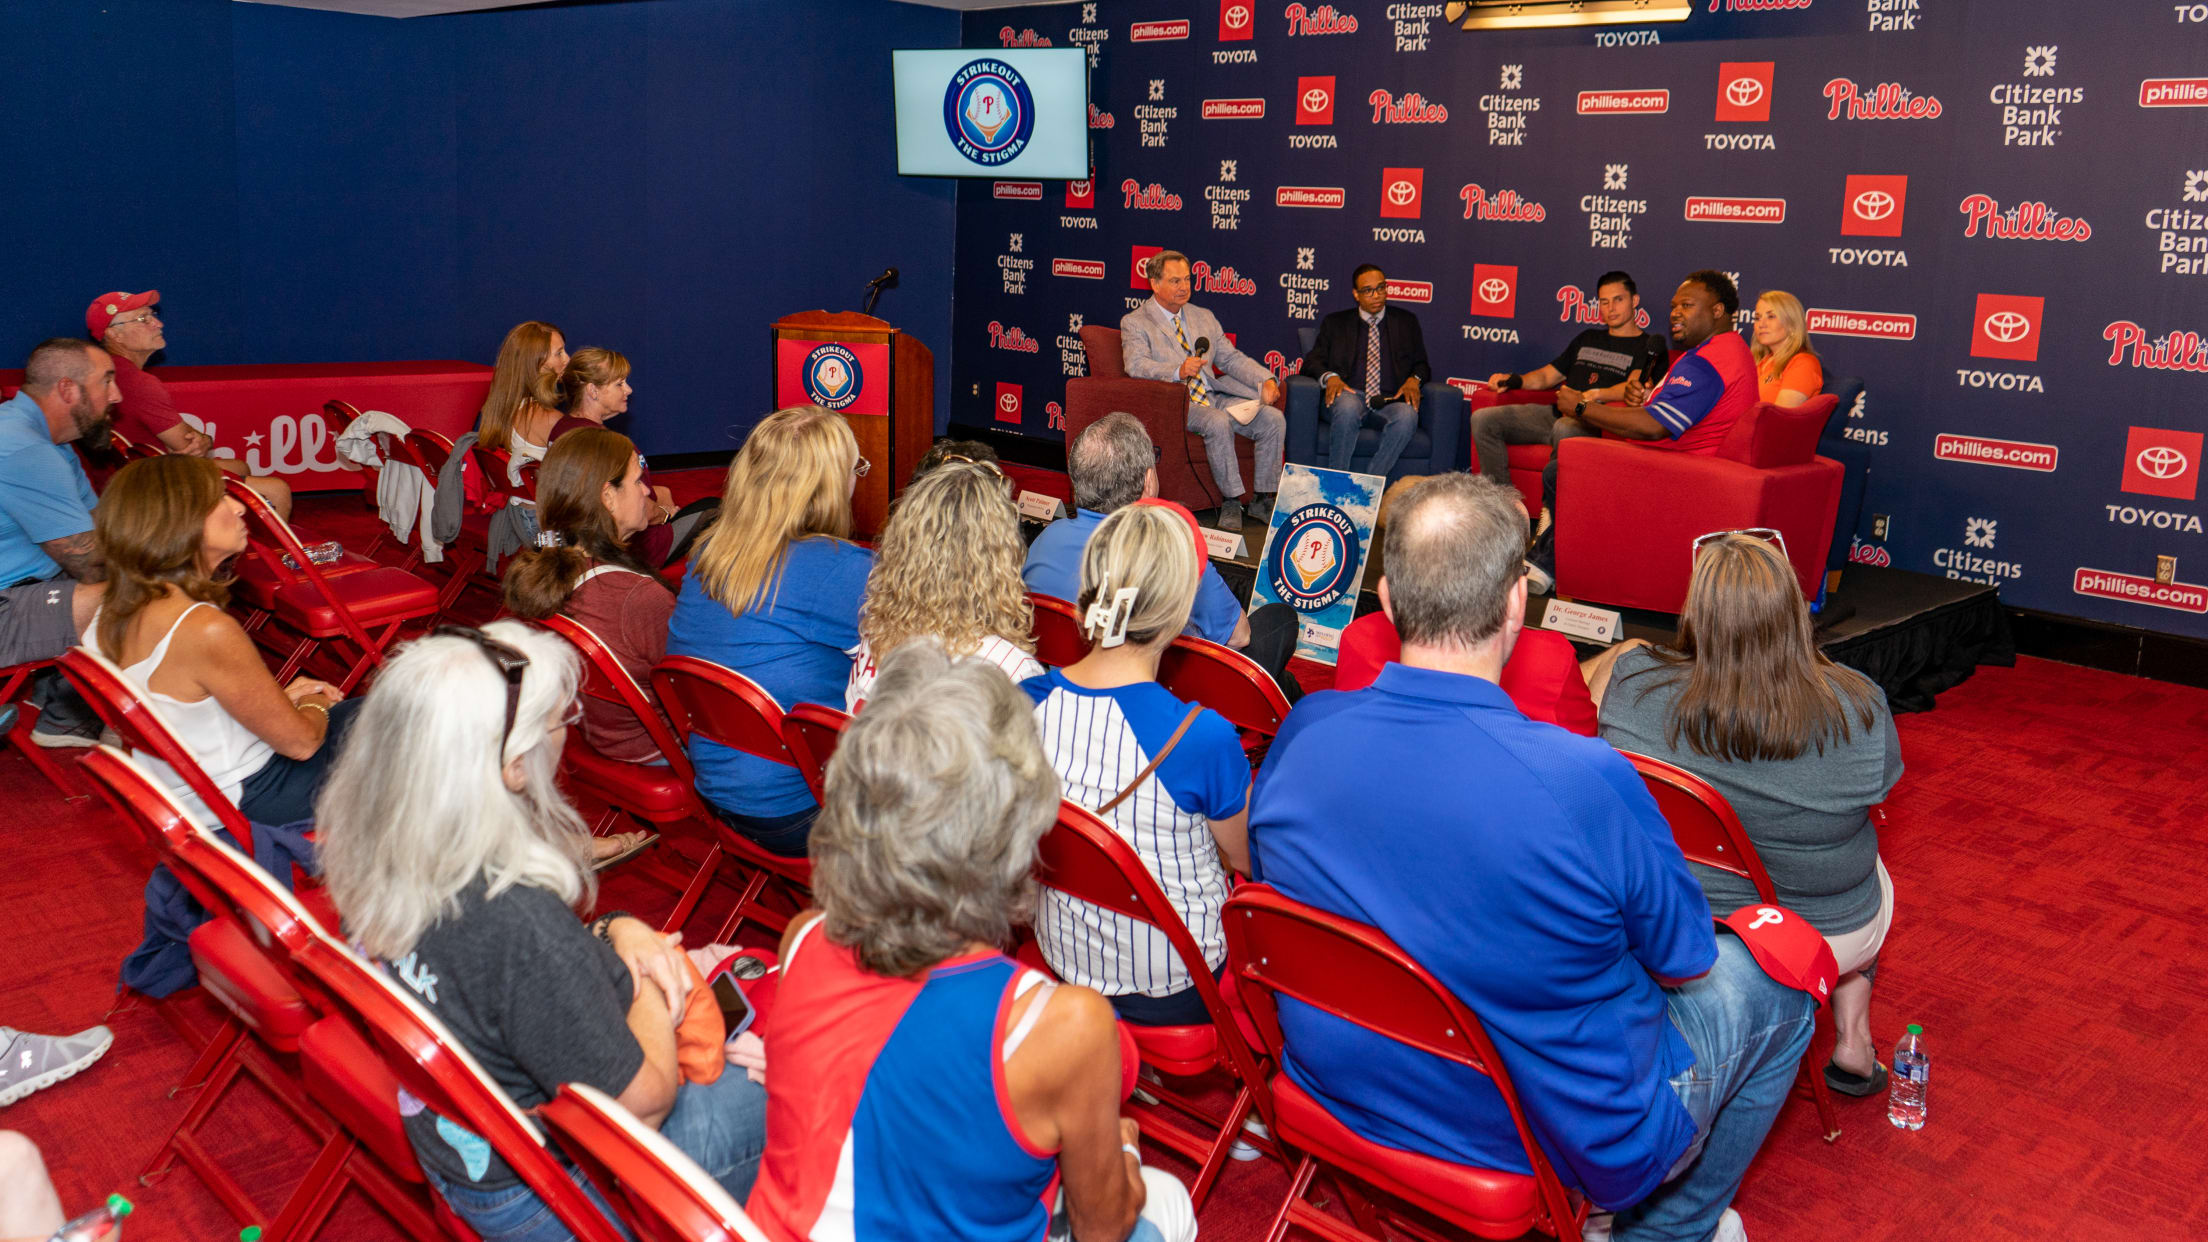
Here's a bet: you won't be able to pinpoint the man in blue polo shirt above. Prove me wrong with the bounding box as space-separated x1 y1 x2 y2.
1525 270 1758 594
1251 473 1812 1242
0 340 119 745
1024 412 1301 700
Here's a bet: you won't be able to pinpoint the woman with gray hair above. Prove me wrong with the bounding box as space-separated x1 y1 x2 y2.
315 621 766 1242
747 643 1196 1242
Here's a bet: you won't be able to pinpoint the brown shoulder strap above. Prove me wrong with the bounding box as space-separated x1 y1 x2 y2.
1097 705 1205 816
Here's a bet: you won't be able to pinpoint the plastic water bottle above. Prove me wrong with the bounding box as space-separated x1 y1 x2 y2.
48 1192 131 1241
1887 1023 1928 1130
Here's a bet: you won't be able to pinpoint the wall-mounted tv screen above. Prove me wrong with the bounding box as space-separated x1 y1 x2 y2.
893 48 1089 179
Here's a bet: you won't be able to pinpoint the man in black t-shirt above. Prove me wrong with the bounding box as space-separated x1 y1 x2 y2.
1471 271 1668 521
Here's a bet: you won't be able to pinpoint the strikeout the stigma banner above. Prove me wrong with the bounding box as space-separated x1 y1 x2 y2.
945 0 2208 640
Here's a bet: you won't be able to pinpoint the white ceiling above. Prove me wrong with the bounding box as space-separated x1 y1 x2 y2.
234 0 1075 16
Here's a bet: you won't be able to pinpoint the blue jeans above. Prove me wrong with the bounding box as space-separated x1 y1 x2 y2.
713 804 816 859
1613 937 1816 1242
425 1070 770 1241
1325 391 1418 480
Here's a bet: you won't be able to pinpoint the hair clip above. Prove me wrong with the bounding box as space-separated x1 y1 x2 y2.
533 529 569 549
1087 585 1140 649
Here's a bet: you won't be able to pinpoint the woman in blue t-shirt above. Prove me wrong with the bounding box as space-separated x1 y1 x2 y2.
1021 501 1251 1027
667 406 872 857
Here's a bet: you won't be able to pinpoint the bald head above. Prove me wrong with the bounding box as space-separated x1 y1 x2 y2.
1380 474 1528 648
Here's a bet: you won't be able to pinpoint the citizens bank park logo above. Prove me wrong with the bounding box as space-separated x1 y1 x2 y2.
1970 294 2044 362
1842 175 1908 237
1051 258 1107 279
943 59 1036 168
1266 504 1363 613
1276 185 1345 208
1934 433 2057 472
2140 77 2208 107
1470 264 1517 318
1808 308 1918 340
2120 426 2203 501
994 382 1023 425
1202 98 1266 119
801 344 863 411
1296 76 1336 124
1578 89 1670 115
1130 19 1191 40
1715 62 1774 122
1220 0 1254 39
992 181 1042 201
1685 196 1786 223
1824 78 1943 119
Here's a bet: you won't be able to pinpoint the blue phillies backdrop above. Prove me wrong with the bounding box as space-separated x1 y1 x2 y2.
945 0 2208 640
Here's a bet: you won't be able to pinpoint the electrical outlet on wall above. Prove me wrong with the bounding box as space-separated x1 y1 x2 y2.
1872 514 1890 540
2157 555 2177 585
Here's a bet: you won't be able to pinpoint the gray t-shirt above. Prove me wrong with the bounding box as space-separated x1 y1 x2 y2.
1598 645 1901 934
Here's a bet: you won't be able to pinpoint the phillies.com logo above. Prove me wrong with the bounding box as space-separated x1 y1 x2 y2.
1557 285 1654 328
1824 78 1944 120
1284 3 1359 36
987 322 1040 353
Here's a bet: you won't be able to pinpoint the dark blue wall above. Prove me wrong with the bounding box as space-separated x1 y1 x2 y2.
0 0 960 454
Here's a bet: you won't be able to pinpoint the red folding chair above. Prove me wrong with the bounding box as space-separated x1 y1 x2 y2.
1158 634 1293 764
1026 591 1089 668
289 935 626 1242
1625 752 1844 1142
224 477 439 692
108 429 164 460
1222 883 1589 1242
0 657 91 799
780 701 849 802
319 399 381 512
406 429 496 615
540 615 731 934
541 1082 773 1242
1033 801 1276 1209
649 655 816 943
59 645 259 854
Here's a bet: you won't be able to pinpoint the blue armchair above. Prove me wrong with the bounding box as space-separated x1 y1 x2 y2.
1283 326 1463 483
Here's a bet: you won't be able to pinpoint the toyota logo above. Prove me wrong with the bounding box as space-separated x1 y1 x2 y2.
999 392 1019 412
1225 3 1250 27
1725 76 1765 107
1302 87 1329 112
1852 190 1895 220
1071 179 1090 196
1478 277 1511 304
1387 180 1417 205
1982 310 2033 343
2138 445 2191 479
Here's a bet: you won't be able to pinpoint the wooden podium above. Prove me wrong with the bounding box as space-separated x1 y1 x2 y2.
771 311 934 537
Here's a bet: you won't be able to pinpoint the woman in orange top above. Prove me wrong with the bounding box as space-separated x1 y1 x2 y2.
1750 290 1823 407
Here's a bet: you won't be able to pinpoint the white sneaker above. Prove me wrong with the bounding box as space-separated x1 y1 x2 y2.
1229 1114 1269 1161
1712 1207 1747 1242
0 1025 114 1105
1581 1211 1615 1242
1523 560 1553 595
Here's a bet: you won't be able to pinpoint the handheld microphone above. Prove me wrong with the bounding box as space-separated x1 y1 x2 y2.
1193 336 1211 357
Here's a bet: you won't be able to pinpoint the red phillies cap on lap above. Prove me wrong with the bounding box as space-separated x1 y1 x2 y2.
1717 904 1837 1007
87 290 159 341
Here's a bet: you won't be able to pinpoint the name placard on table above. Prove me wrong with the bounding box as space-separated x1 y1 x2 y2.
1540 599 1624 645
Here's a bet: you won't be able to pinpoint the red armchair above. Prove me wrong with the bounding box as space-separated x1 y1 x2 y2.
1460 385 1556 517
1553 394 1842 613
1065 326 1278 511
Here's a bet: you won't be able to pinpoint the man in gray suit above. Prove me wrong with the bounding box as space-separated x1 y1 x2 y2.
1119 250 1284 531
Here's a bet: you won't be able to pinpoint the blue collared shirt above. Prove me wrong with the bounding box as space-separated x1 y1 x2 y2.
0 391 98 585
1250 663 1718 1209
1021 507 1243 644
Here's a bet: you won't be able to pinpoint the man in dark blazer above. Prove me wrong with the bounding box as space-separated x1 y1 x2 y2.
1300 265 1430 481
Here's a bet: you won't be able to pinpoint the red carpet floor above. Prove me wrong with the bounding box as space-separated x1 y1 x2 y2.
5 486 2206 1240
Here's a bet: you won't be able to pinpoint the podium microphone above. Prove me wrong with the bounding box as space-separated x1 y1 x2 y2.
862 267 899 316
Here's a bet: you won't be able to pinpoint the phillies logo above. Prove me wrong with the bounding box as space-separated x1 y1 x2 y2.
1970 294 2044 362
2103 322 2208 374
1219 0 1254 39
1848 537 1893 568
1369 90 1448 123
1066 175 1095 208
802 344 864 411
1380 167 1424 218
1122 180 1185 210
1296 76 1336 124
1283 3 1359 35
1557 285 1654 328
1824 78 1944 119
1191 260 1257 295
1459 184 1546 222
1046 400 1066 431
994 382 1023 424
1470 264 1518 318
1842 174 1908 237
998 27 1051 46
987 322 1040 353
1958 194 2093 242
2121 427 2203 501
1088 102 1116 129
1716 62 1774 122
1260 350 1305 379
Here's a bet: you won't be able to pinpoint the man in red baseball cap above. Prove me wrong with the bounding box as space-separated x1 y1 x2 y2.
88 291 293 518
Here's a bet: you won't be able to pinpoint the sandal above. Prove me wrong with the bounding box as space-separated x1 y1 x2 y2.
1824 1058 1889 1097
591 830 659 872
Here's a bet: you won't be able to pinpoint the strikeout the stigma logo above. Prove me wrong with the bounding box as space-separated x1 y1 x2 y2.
942 59 1036 167
1266 503 1362 613
801 344 863 411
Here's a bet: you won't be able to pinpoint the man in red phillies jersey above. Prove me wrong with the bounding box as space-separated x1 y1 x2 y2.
1526 271 1757 593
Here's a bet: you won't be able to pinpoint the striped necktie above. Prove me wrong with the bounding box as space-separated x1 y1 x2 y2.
1363 317 1382 403
1173 314 1209 406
